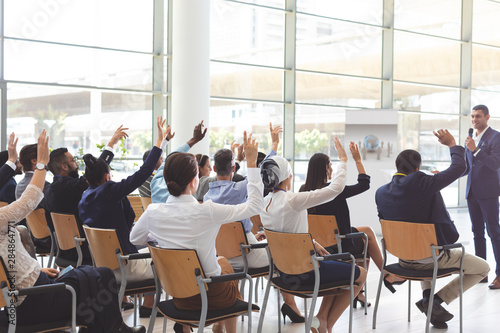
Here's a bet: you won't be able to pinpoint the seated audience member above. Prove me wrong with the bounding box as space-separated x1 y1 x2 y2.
150 120 207 203
1 130 145 333
16 142 52 252
138 148 165 198
299 142 405 306
0 148 22 204
194 122 281 201
130 131 263 333
259 138 366 333
79 117 170 317
376 129 490 329
204 146 304 323
195 153 211 178
44 125 128 267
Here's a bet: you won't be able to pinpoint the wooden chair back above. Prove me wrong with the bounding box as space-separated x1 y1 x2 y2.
0 257 10 308
140 196 152 211
0 201 8 208
26 208 51 239
264 229 315 275
307 214 339 248
50 213 82 251
83 225 122 270
250 215 263 235
148 244 206 298
215 222 248 259
128 196 144 222
380 220 439 261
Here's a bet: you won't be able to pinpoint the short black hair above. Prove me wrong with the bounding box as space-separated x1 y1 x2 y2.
395 149 421 175
48 147 69 175
472 104 489 117
213 149 234 176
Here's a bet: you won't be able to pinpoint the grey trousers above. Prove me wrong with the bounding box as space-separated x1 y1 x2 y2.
399 249 489 304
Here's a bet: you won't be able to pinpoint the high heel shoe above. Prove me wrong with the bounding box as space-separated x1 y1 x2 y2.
281 303 305 324
353 291 371 309
383 274 405 294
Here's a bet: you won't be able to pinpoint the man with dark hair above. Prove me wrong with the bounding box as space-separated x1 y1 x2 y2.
44 126 128 268
203 147 268 269
193 123 282 200
16 143 52 253
138 149 163 198
0 150 22 203
463 104 500 289
16 143 50 199
376 129 489 329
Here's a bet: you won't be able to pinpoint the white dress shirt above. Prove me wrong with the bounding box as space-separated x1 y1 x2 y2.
130 168 263 277
260 162 347 234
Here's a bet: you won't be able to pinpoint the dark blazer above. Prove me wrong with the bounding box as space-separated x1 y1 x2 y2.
43 149 114 264
463 127 500 199
79 146 162 255
0 164 15 191
376 146 466 246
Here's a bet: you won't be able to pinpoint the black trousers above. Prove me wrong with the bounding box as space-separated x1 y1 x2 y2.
16 266 121 333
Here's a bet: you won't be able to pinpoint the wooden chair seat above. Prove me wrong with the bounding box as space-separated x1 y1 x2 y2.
258 229 357 333
372 220 465 333
25 208 55 268
128 195 145 222
83 225 155 326
147 245 257 333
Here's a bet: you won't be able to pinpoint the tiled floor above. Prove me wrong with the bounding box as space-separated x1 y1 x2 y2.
124 208 500 332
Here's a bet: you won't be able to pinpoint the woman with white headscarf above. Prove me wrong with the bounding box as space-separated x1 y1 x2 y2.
259 137 367 333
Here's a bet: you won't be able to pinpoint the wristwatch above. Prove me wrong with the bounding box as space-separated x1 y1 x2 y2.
35 163 47 171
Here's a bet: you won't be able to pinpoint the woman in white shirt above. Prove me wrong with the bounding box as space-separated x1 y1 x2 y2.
259 137 367 333
130 132 263 333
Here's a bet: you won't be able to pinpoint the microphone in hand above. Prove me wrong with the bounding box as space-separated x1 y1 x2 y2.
468 128 473 138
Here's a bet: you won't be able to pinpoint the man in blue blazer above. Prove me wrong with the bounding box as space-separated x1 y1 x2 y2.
376 129 489 329
463 104 500 289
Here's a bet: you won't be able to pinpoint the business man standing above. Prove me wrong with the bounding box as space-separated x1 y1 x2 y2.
464 104 500 289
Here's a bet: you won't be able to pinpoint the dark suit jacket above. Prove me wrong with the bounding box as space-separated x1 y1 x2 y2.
0 164 15 191
463 127 500 199
43 149 114 264
79 146 162 255
376 146 466 246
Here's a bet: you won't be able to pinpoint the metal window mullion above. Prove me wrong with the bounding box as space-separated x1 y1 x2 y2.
283 0 296 169
381 0 394 109
165 0 173 155
0 0 6 149
153 0 165 145
458 0 473 206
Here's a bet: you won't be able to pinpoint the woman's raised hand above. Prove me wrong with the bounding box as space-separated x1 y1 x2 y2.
37 130 49 165
334 137 348 162
243 131 258 168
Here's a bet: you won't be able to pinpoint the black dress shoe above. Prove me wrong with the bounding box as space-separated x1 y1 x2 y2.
121 301 134 310
139 306 164 318
415 298 454 322
173 323 193 332
430 319 448 329
113 321 146 333
479 276 488 283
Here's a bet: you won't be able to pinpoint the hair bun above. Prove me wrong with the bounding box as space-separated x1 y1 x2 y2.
166 181 183 197
83 154 97 169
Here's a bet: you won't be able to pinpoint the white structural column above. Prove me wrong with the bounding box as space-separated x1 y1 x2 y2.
170 0 210 153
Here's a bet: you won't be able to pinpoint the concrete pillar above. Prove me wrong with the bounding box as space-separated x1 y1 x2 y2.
170 0 210 153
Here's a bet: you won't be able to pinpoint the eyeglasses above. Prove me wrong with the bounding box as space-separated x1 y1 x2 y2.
68 157 78 163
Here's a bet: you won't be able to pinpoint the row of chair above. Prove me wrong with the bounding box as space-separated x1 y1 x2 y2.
0 199 465 333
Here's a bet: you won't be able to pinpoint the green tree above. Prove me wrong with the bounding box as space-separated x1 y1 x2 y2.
209 131 234 155
295 129 328 157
